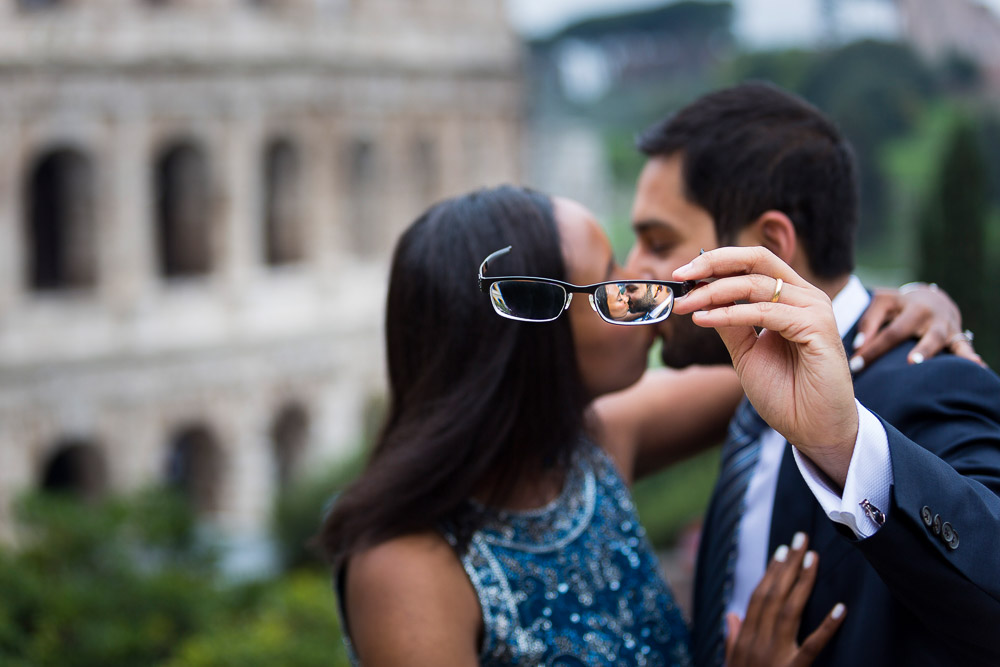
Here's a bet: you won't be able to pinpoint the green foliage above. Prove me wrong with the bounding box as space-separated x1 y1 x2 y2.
0 490 220 666
721 48 817 92
544 1 733 44
0 488 348 666
632 446 721 549
166 572 350 667
917 114 999 367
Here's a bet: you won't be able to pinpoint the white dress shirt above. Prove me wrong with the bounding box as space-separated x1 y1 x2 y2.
726 275 894 620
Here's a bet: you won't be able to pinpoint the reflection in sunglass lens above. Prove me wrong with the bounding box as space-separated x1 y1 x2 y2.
594 283 674 325
489 280 566 321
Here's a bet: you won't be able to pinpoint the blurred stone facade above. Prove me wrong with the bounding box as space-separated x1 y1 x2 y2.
0 0 522 541
898 0 1000 93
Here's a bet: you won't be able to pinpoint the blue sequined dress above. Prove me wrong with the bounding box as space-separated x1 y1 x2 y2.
340 442 692 666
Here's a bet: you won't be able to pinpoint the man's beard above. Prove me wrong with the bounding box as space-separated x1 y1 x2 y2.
657 314 733 368
628 288 657 313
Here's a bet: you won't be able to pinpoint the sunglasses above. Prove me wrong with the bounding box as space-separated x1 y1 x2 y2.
478 246 696 325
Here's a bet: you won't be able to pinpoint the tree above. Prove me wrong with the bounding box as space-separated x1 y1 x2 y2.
917 116 995 366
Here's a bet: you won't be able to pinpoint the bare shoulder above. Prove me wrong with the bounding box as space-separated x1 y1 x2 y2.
345 532 481 666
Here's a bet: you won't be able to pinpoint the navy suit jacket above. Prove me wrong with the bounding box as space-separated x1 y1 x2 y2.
696 319 1000 666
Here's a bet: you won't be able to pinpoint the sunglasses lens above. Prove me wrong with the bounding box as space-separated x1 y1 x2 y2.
489 280 567 321
594 283 674 324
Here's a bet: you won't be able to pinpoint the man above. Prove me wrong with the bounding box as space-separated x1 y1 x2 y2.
625 282 672 321
627 83 1000 665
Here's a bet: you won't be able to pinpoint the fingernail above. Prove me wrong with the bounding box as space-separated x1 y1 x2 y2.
774 545 789 562
792 532 806 550
832 603 846 619
849 356 865 373
675 261 694 276
803 551 816 569
910 352 925 365
852 332 866 349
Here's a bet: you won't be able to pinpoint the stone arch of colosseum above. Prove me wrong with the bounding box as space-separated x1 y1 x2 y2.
164 422 226 515
24 146 98 292
153 138 215 279
39 438 107 501
270 401 310 489
261 136 305 267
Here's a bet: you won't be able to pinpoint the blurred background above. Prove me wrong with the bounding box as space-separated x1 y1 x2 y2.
1 1 998 664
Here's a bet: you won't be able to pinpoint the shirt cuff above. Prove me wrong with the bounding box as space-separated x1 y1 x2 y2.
791 400 893 538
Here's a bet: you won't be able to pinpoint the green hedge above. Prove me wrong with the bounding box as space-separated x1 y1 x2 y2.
0 490 348 667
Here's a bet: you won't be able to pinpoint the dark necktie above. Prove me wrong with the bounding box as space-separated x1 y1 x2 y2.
691 397 770 667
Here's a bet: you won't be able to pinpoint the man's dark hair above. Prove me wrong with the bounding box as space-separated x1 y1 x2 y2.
637 82 859 278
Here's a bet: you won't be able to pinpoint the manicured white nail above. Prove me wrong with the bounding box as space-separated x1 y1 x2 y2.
803 551 816 569
852 332 866 349
774 545 789 562
849 356 865 373
910 352 925 365
792 532 806 550
832 603 846 619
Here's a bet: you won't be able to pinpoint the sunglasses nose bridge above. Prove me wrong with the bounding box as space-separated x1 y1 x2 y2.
587 293 596 312
565 293 573 310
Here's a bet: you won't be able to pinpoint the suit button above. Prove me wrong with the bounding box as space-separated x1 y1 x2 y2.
947 529 960 550
942 522 955 543
921 506 933 526
932 514 942 536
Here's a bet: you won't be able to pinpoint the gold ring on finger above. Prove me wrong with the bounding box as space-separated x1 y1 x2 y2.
771 277 783 304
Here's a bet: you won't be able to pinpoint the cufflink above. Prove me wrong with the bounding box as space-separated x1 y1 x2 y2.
860 499 885 527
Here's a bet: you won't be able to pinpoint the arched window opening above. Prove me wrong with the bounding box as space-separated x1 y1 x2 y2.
39 440 107 501
164 425 223 514
25 148 97 291
347 138 377 255
263 139 304 265
271 403 309 488
412 136 439 207
155 142 213 278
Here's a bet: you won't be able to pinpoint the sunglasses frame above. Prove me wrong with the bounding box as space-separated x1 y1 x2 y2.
478 246 696 325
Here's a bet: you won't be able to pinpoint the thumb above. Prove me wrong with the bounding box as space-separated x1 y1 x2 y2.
724 612 743 666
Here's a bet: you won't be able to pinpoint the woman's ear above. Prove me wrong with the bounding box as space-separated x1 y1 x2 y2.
735 210 797 265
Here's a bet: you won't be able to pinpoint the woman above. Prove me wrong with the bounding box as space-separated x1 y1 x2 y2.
320 186 965 666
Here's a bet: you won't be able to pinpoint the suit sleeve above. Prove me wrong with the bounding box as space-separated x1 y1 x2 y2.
853 356 1000 660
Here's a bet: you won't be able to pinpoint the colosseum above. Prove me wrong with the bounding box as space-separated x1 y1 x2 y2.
0 0 523 546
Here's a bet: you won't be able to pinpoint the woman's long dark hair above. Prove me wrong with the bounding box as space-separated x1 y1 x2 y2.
319 185 589 565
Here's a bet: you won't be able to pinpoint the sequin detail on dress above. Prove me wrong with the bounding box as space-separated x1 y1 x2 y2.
445 444 692 666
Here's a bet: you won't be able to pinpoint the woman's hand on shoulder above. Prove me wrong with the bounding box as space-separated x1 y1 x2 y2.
345 532 481 666
851 284 985 372
725 533 846 667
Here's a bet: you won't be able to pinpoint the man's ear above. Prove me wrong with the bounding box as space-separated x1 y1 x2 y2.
735 210 797 265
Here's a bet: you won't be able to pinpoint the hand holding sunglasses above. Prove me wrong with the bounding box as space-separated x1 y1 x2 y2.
479 246 696 325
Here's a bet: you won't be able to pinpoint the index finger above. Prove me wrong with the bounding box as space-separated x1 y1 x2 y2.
673 246 810 291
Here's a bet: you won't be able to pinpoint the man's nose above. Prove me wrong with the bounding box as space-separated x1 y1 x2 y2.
624 245 656 278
